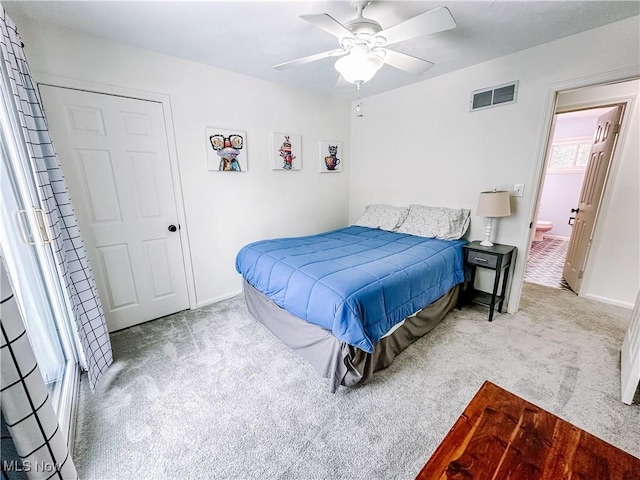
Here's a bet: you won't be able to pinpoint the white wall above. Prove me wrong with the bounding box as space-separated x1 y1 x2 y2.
537 112 595 239
11 13 639 312
13 21 351 307
554 112 603 139
537 172 585 239
350 16 640 309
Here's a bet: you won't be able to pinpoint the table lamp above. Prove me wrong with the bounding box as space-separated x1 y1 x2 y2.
476 189 511 246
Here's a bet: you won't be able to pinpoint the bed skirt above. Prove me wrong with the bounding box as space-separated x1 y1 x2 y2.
243 280 460 392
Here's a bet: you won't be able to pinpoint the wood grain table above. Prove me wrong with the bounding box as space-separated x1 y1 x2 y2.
416 381 640 479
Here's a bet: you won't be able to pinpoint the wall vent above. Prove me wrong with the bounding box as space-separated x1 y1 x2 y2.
470 81 519 112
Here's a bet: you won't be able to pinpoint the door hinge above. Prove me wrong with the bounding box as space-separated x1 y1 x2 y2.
613 123 621 135
578 270 583 279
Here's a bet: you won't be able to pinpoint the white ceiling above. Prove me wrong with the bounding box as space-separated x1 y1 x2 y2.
4 1 639 100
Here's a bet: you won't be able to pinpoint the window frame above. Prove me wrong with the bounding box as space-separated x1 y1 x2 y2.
547 136 593 173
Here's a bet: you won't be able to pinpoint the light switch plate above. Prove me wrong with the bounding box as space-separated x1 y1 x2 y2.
513 184 525 197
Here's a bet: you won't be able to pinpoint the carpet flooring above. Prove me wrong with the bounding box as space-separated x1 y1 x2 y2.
73 282 639 480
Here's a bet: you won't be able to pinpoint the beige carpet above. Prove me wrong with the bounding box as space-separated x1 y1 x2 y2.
73 282 639 479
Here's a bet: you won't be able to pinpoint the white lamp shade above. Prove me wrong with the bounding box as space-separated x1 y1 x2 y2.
334 51 384 84
476 190 511 218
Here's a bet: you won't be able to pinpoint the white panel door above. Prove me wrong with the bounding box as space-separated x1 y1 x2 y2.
40 86 189 331
621 290 640 405
563 106 623 292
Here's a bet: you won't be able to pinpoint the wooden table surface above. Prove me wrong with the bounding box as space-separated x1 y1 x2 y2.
416 381 640 480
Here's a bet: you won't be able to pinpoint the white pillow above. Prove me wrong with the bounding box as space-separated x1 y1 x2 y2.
353 204 409 232
396 205 471 240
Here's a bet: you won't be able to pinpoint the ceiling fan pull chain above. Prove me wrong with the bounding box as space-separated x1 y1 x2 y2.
356 89 364 118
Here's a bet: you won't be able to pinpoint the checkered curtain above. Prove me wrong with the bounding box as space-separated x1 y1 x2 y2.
1 257 78 479
0 6 113 388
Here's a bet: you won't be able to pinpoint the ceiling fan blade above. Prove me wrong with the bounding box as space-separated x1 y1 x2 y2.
300 13 354 39
380 49 434 76
273 49 346 70
376 6 456 46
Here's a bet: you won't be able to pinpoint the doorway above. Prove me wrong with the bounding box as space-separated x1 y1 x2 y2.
525 105 619 292
522 77 638 308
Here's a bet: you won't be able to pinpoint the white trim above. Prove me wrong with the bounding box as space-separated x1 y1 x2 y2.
196 289 243 309
508 86 558 314
549 66 640 94
32 72 198 311
551 135 593 144
546 168 587 175
58 363 80 453
511 65 640 314
584 293 634 310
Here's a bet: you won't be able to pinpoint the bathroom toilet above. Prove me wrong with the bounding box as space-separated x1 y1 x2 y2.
533 220 553 242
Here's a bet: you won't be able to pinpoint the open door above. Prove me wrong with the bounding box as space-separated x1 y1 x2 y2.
622 290 640 405
563 106 623 292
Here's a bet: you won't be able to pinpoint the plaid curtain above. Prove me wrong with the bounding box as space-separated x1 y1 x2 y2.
0 6 113 388
1 257 78 479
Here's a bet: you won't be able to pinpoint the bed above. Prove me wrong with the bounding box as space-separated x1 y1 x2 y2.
235 204 470 392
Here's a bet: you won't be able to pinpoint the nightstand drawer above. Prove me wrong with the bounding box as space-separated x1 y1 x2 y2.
466 250 498 268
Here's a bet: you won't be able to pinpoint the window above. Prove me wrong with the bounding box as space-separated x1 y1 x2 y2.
0 66 80 438
548 137 592 172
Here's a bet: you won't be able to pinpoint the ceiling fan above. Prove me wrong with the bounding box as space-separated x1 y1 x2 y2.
273 2 457 88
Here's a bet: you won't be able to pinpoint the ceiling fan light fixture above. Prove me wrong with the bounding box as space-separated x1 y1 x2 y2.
334 50 384 85
372 36 386 47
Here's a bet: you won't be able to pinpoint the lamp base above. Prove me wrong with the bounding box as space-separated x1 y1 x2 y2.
481 218 495 247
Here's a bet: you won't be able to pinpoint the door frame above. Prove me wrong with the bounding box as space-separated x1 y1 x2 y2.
531 103 627 293
34 73 197 311
512 66 639 312
558 104 626 293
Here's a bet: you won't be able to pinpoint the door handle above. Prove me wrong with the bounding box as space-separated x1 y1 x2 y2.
16 209 36 244
569 207 579 225
168 224 179 232
34 208 52 244
16 208 51 244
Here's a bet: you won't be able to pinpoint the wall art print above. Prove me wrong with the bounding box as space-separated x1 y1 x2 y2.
206 127 248 172
271 133 302 170
319 141 342 173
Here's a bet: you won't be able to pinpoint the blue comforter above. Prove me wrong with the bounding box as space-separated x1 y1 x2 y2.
236 226 466 353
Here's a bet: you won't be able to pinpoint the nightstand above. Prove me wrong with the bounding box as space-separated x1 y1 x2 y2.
462 241 516 322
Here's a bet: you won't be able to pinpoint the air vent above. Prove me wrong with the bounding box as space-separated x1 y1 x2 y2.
470 81 518 112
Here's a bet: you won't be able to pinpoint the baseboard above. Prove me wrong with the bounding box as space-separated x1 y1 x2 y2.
196 289 243 309
584 293 634 310
545 235 570 241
